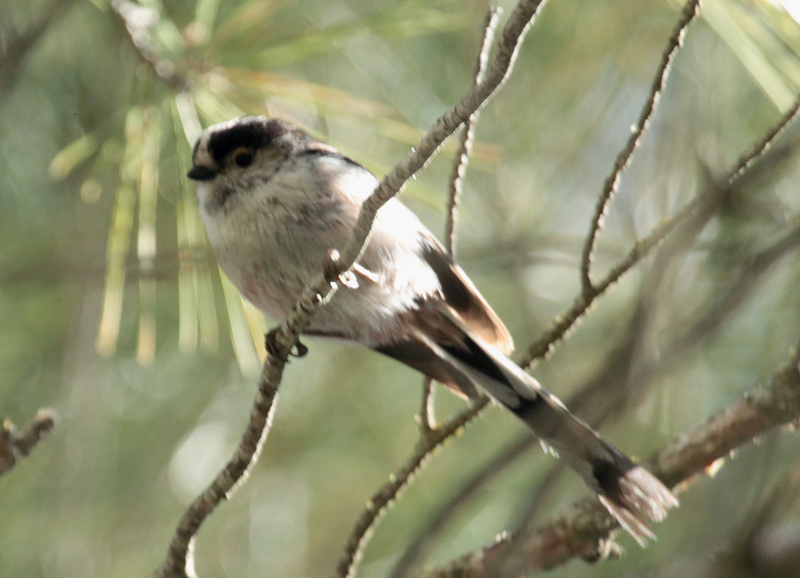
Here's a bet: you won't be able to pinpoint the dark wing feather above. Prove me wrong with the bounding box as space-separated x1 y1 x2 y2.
419 236 514 355
374 338 481 399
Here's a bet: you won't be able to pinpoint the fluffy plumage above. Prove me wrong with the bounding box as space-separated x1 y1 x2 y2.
188 116 677 544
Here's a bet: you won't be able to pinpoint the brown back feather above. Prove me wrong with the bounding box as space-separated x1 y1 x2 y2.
419 237 514 355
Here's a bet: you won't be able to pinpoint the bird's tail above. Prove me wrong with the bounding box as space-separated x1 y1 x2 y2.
422 328 677 546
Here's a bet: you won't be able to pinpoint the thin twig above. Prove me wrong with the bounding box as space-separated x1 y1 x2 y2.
725 91 800 185
419 7 500 437
418 377 437 434
445 7 501 257
522 73 800 369
389 434 534 578
386 11 722 547
521 193 709 366
331 5 550 575
420 339 800 578
407 29 800 578
394 302 651 578
150 349 289 578
393 9 800 575
0 409 57 476
155 2 551 576
335 399 490 578
272 0 551 365
401 18 800 577
579 0 701 292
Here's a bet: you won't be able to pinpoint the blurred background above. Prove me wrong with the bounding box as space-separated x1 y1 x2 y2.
2 0 800 576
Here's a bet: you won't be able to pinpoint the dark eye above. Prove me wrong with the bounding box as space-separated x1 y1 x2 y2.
232 148 253 168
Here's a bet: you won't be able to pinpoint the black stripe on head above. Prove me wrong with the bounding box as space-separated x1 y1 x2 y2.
206 117 315 164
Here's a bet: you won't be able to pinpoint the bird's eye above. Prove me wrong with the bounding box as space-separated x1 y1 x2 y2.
232 148 253 168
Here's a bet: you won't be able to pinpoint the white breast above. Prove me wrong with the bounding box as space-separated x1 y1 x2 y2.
199 154 442 345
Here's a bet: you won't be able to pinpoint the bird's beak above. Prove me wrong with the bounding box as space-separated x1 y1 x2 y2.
187 165 218 181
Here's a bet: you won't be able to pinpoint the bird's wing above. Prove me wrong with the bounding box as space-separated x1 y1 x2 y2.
418 236 514 355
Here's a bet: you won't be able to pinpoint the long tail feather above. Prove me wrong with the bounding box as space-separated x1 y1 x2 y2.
420 326 677 544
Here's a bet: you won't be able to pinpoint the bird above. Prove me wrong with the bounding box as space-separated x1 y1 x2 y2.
187 115 677 545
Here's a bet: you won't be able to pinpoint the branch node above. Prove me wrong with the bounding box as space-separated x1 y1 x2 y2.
0 408 57 476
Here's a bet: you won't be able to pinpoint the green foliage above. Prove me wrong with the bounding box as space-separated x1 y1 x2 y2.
2 0 800 577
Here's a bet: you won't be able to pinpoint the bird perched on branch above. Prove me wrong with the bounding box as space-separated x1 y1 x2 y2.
187 116 677 545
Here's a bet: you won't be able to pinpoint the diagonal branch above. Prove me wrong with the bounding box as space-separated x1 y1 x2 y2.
329 5 551 577
346 11 800 576
154 2 551 577
522 85 800 368
0 409 57 477
420 339 800 578
420 7 500 436
334 400 490 578
579 0 701 292
150 349 289 578
270 0 551 362
445 7 501 257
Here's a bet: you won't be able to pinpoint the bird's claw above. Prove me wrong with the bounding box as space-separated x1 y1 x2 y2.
265 328 308 359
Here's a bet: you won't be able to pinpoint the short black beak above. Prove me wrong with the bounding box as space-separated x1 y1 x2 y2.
187 165 218 181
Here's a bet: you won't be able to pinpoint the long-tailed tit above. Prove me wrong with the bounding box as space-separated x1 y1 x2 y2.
187 116 677 544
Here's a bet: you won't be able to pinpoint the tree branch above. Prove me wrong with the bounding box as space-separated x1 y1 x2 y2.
334 400 490 578
579 0 701 292
0 409 57 477
330 5 550 576
154 2 551 576
150 348 289 578
389 434 534 578
522 77 800 368
445 7 501 257
420 6 500 437
420 340 800 578
273 0 551 364
150 1 800 575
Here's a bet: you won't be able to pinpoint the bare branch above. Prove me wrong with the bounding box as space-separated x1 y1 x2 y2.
725 91 800 185
334 398 490 578
154 3 550 576
419 7 500 440
271 0 551 366
522 80 800 369
150 351 289 578
330 6 551 575
151 1 800 575
445 7 501 257
420 340 800 578
384 5 800 575
654 342 800 488
521 191 711 366
404 119 800 576
579 0 701 292
0 409 57 477
418 376 437 434
389 434 534 578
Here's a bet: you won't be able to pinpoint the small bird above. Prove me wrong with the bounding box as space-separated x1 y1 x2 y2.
187 116 677 544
